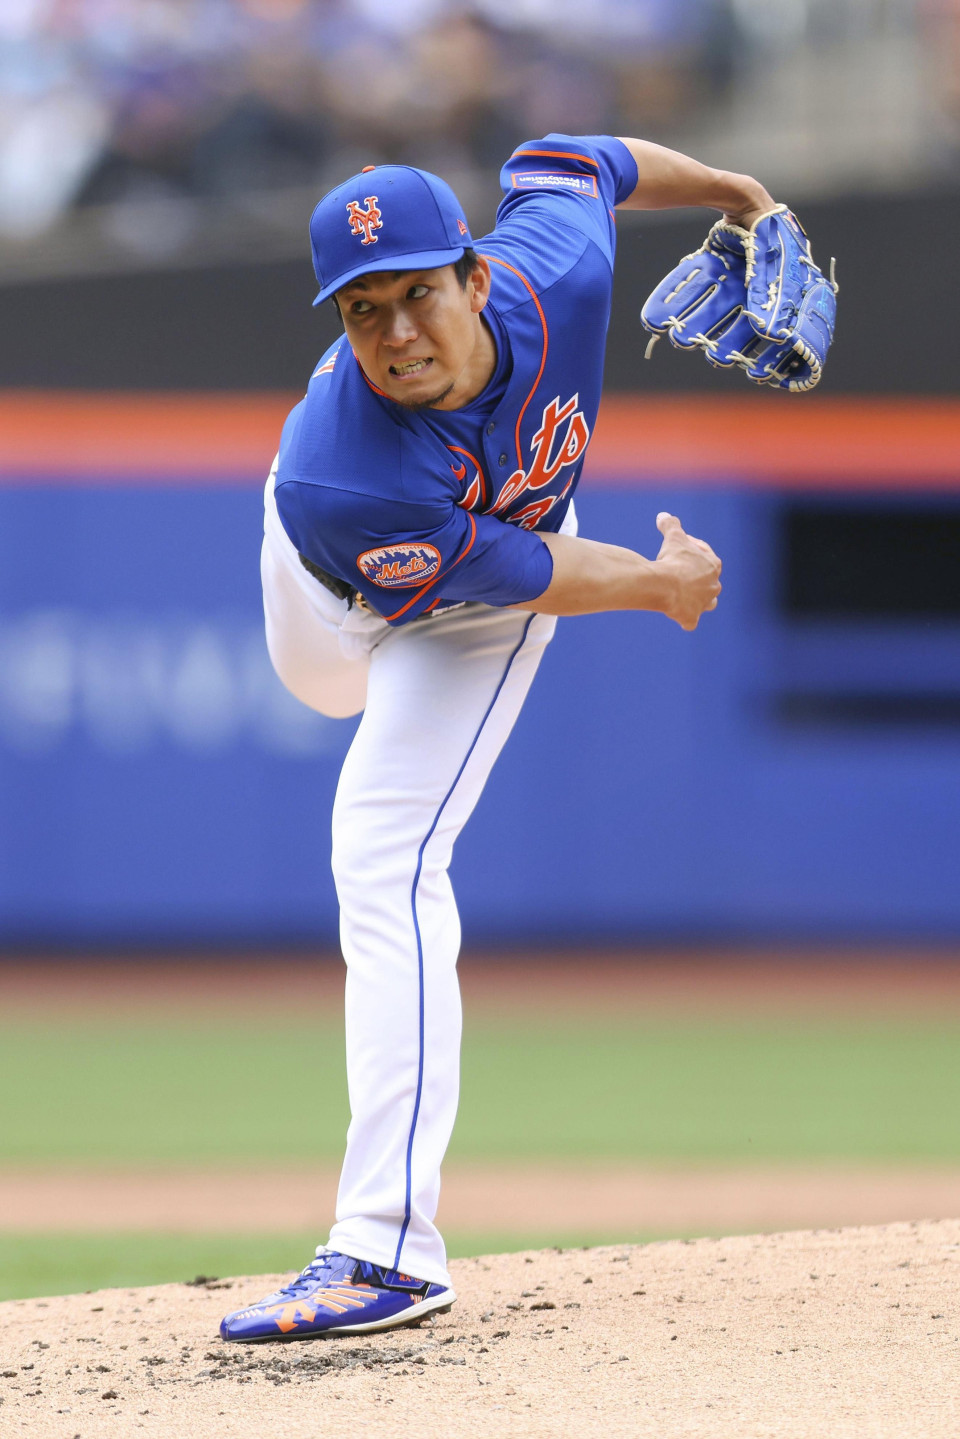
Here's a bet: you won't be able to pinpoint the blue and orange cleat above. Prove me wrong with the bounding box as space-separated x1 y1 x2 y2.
219 1249 456 1342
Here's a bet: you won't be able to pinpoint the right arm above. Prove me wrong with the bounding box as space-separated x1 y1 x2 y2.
514 513 722 632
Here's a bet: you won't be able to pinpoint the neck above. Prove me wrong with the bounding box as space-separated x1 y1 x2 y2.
431 313 497 411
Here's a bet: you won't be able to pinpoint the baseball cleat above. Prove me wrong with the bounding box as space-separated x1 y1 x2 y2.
219 1249 456 1342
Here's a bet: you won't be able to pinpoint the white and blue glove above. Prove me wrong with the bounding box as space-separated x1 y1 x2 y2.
641 205 838 393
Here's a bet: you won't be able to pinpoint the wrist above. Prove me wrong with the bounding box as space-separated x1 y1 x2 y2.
633 554 679 615
718 172 775 228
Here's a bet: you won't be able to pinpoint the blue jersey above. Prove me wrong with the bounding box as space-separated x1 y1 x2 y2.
274 134 638 625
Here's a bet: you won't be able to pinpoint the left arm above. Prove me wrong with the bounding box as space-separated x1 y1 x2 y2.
615 136 775 229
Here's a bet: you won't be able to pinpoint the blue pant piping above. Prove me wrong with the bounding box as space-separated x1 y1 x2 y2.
392 614 536 1272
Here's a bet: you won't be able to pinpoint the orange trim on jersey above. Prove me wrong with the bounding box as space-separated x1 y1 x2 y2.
513 149 600 168
448 445 487 508
483 255 549 475
354 352 391 399
381 511 478 622
423 596 443 614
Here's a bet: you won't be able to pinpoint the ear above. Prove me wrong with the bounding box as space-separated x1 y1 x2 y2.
469 255 492 314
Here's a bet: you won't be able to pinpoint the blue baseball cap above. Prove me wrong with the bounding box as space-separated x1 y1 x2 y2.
309 164 474 306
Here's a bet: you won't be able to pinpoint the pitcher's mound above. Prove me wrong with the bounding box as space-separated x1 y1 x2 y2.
2 1220 957 1438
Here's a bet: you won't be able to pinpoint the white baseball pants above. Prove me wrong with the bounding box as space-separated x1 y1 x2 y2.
261 468 566 1285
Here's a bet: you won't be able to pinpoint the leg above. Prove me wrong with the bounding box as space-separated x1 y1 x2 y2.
260 465 372 719
223 500 571 1340
328 603 557 1285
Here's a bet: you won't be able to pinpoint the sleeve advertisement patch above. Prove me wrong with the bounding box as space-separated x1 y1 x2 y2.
511 172 598 197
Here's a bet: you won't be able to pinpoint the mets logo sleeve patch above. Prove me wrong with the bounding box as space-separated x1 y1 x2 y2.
357 542 442 589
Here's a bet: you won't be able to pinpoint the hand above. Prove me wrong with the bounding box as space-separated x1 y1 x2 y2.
721 180 776 231
654 512 722 631
721 204 772 231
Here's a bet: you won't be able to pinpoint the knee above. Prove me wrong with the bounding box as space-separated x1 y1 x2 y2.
266 630 364 720
330 817 374 907
331 805 416 906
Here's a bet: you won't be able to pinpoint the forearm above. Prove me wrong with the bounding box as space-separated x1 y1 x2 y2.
513 532 673 618
615 136 774 226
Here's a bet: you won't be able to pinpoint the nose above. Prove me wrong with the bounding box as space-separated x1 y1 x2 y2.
381 304 418 348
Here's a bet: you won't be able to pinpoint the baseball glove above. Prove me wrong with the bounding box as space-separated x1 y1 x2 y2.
640 205 838 393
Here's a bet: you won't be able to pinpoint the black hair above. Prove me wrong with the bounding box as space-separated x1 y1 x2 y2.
452 247 479 288
331 248 479 315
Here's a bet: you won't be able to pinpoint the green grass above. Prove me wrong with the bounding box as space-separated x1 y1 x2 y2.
0 1231 685 1304
456 1022 960 1161
3 1013 959 1302
1 1017 960 1164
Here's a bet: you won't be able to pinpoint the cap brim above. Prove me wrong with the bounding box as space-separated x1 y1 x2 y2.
312 245 468 305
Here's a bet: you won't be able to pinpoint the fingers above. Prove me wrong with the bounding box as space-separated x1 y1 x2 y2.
676 584 721 630
656 511 683 538
657 513 721 570
657 510 722 632
689 535 722 571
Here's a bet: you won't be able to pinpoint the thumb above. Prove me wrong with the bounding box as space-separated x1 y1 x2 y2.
656 511 683 539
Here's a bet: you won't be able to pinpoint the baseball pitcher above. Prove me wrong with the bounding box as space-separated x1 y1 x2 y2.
220 132 835 1342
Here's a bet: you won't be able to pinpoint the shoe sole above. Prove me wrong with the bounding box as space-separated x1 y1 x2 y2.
223 1288 457 1343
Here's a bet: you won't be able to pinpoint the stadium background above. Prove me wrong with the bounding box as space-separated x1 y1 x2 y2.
1 0 959 1299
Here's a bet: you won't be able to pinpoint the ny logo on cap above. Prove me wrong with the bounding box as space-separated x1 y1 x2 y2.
346 196 382 245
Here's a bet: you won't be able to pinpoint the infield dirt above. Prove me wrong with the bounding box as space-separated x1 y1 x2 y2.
4 1161 960 1237
2 1219 958 1439
4 950 960 1021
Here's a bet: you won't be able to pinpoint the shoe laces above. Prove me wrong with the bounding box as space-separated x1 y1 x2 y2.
276 1248 347 1299
275 1249 422 1299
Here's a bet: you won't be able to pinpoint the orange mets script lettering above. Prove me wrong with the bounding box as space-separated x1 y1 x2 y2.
380 556 429 581
490 393 590 527
346 196 383 245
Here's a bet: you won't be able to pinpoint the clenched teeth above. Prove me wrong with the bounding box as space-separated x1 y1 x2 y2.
391 359 431 376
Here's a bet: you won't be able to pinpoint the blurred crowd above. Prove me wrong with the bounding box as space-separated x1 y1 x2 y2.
0 0 958 245
0 0 733 240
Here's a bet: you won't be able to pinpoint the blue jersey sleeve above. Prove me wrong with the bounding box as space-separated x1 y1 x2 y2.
275 480 554 626
496 134 639 267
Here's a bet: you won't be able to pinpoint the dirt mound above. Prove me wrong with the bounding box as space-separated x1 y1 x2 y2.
2 1221 958 1438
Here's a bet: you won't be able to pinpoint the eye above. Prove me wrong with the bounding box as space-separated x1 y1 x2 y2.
350 299 374 315
407 284 429 299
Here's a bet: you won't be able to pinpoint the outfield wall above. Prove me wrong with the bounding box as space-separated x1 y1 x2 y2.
2 394 959 944
4 192 959 396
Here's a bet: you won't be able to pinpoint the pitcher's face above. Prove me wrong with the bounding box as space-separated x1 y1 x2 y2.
338 258 492 410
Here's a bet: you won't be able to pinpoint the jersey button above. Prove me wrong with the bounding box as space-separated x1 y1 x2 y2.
498 453 507 466
486 422 496 435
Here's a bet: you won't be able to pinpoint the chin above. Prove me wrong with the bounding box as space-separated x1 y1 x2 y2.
390 380 456 410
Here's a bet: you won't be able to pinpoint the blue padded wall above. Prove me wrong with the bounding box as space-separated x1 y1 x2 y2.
1 481 958 942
